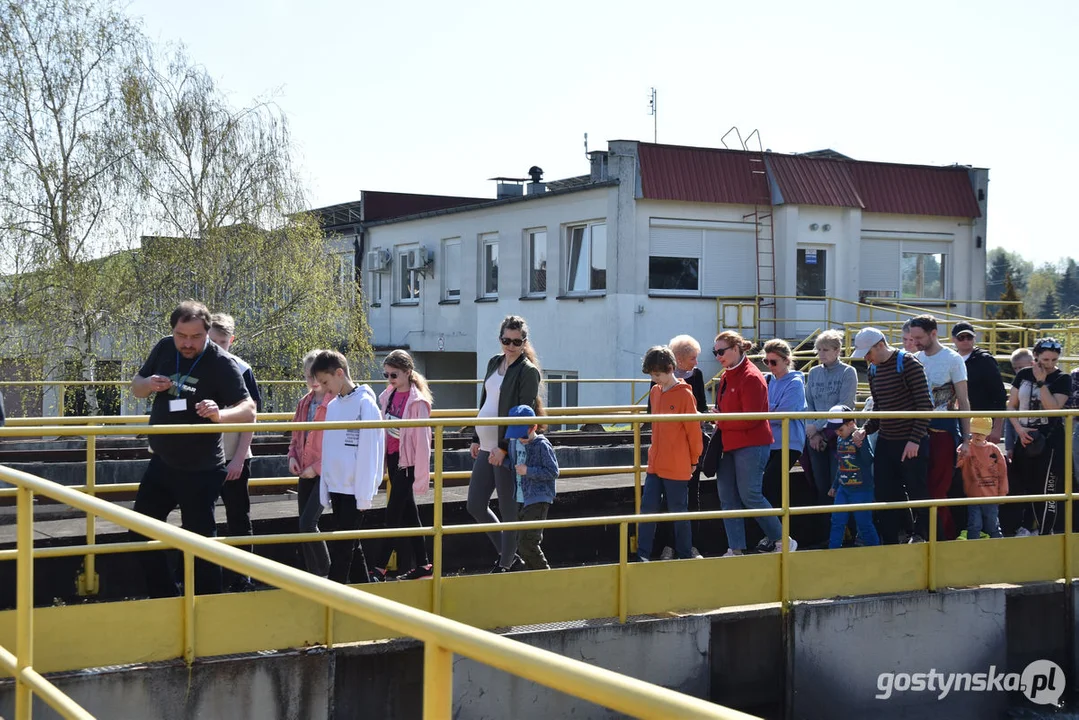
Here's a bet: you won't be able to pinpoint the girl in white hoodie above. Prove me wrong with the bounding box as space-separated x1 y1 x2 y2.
310 350 385 584
372 350 434 581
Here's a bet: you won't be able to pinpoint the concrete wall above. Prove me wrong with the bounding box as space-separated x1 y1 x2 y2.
0 584 1074 719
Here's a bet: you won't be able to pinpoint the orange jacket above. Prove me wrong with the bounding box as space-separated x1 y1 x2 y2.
647 381 704 481
957 442 1009 497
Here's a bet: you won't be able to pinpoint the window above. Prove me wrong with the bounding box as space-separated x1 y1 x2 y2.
544 370 579 431
367 269 383 306
796 248 827 297
901 252 946 299
565 222 606 294
480 233 498 298
648 221 755 296
649 257 699 292
395 246 420 303
441 237 461 301
335 252 356 304
525 228 547 296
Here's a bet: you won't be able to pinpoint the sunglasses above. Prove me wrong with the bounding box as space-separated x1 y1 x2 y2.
500 337 524 347
712 346 731 358
382 371 399 380
765 358 784 367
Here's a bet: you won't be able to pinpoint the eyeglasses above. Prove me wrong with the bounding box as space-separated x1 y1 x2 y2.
383 371 399 380
765 358 784 367
501 337 524 347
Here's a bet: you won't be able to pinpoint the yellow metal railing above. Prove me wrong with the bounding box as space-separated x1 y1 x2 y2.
0 463 757 720
0 408 1077 717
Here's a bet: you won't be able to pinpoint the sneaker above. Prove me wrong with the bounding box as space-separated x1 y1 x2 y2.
908 534 926 544
227 578 255 593
660 546 675 561
636 555 651 563
398 564 433 581
754 537 774 553
957 531 968 540
721 549 744 557
769 537 798 553
1015 527 1035 538
369 567 387 583
691 547 704 559
853 534 866 547
490 555 523 573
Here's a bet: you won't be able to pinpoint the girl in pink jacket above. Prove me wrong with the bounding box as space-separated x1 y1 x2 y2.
371 350 434 581
288 351 334 577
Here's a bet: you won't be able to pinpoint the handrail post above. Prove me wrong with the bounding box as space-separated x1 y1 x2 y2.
1066 415 1074 583
630 380 636 407
618 522 628 623
77 434 99 596
780 419 790 608
928 506 938 592
183 551 195 665
632 420 642 554
432 425 444 616
423 642 453 719
15 486 33 720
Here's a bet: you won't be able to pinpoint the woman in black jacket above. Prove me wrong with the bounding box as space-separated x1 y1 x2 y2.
467 315 542 572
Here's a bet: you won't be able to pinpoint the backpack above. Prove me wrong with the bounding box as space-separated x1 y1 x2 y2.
868 349 905 378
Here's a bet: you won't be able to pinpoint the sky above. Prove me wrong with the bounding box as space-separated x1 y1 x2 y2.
127 0 1078 267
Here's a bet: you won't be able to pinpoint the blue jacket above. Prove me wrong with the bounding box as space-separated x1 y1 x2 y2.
767 371 807 452
502 434 559 506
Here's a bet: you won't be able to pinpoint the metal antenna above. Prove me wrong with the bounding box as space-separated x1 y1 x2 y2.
584 132 589 158
648 87 657 143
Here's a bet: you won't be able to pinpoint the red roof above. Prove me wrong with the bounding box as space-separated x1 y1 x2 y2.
361 191 488 223
638 144 769 205
636 143 981 218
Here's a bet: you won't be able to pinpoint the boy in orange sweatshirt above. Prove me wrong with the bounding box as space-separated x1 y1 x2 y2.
958 417 1008 539
638 346 704 561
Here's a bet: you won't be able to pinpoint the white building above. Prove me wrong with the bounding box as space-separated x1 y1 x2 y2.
315 141 988 411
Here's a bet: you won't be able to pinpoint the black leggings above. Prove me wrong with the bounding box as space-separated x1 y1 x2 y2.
375 453 429 571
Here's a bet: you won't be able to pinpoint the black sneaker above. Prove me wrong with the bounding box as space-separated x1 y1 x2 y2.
398 564 433 580
754 537 774 553
227 578 255 593
490 555 523 573
368 569 386 583
490 564 511 574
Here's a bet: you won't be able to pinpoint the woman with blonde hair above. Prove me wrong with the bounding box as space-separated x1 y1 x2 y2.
712 331 797 554
804 330 858 505
371 349 435 581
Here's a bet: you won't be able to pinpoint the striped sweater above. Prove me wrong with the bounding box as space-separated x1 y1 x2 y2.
863 349 933 442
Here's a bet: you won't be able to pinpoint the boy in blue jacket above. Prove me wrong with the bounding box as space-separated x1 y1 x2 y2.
503 405 560 570
826 405 881 549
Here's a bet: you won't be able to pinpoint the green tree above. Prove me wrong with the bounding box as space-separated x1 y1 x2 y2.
1025 262 1063 318
1057 258 1079 317
987 248 1032 297
0 0 144 414
1039 290 1058 319
995 272 1024 346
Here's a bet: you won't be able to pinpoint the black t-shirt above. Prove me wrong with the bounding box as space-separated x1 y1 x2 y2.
139 337 250 470
1011 367 1072 430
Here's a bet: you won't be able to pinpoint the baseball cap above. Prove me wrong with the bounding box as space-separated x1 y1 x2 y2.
951 321 976 339
970 417 993 436
503 404 536 439
851 327 885 359
826 404 854 427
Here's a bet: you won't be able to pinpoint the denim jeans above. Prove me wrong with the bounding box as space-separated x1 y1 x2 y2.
967 504 1002 539
638 474 692 559
828 485 880 549
716 444 782 550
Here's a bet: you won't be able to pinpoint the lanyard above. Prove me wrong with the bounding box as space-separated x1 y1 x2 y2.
174 343 207 397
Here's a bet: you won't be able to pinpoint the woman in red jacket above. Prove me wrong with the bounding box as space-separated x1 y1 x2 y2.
713 331 797 555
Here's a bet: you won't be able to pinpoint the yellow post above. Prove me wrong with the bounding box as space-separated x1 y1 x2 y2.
183 551 195 665
1066 415 1074 582
78 434 99 596
631 420 642 554
325 606 334 648
928 506 938 592
422 642 453 720
432 425 444 616
780 419 790 607
15 486 33 720
618 522 628 623
630 380 636 406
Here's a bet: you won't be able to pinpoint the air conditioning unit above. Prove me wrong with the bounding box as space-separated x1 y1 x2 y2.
366 248 391 273
407 245 431 271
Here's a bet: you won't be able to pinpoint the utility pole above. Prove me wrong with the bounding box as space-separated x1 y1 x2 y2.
648 87 657 143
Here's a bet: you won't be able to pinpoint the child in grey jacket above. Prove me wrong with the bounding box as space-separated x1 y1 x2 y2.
503 405 559 570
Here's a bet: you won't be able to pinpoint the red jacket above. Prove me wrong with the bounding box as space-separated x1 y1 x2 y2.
717 356 773 451
287 391 333 475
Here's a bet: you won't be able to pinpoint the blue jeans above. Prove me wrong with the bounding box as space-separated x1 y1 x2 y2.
828 485 880 549
967 504 1002 539
638 474 692 560
717 445 782 550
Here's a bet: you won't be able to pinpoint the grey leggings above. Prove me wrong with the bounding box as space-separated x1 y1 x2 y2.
467 450 519 567
297 476 330 577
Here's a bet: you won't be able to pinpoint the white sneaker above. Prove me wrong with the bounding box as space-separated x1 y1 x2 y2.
1015 527 1035 538
691 547 704 559
660 546 674 561
721 549 744 557
771 538 798 553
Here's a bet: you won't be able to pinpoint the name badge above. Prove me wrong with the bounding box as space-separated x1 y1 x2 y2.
169 398 187 413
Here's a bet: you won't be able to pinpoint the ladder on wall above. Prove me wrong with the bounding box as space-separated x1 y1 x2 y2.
748 154 776 340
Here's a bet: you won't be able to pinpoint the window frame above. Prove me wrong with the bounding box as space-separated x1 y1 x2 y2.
563 221 607 296
441 237 461 303
394 244 421 305
335 252 356 305
543 370 579 431
479 232 499 300
900 250 947 301
524 227 548 298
